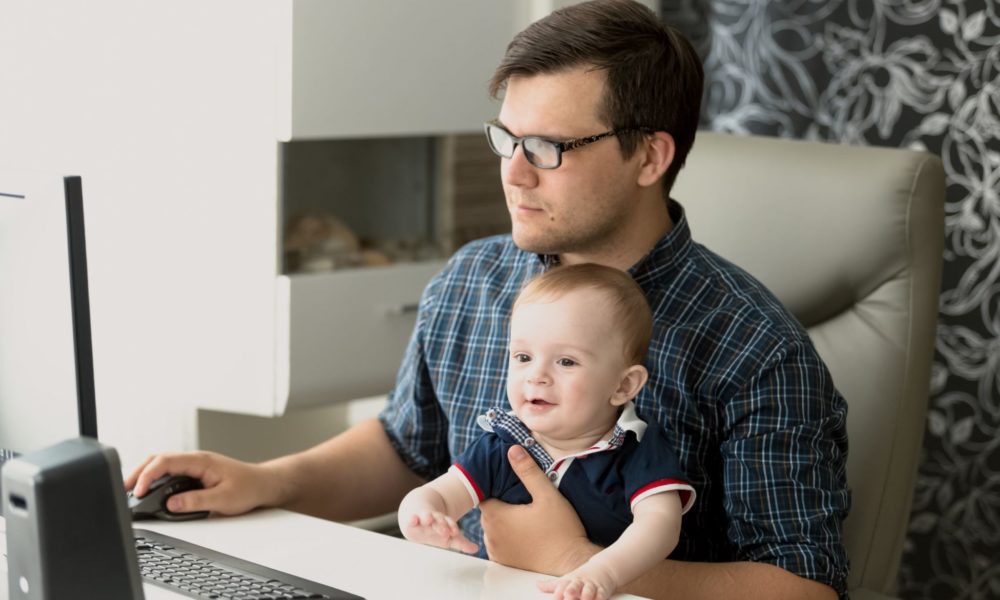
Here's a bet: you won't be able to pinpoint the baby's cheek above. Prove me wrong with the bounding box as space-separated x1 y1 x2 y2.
564 380 596 403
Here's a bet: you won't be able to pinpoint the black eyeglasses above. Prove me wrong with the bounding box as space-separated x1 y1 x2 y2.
484 119 652 169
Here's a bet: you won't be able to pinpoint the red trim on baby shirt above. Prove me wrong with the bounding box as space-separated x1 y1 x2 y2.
453 463 485 502
630 478 692 508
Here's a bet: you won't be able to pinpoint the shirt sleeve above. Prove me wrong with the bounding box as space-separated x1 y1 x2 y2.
449 432 508 508
721 340 851 598
622 425 696 514
377 273 451 481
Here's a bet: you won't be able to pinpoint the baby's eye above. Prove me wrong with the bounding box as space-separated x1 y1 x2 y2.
557 358 577 367
513 353 531 363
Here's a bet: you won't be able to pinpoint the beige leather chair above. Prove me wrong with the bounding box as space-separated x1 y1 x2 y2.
675 132 945 600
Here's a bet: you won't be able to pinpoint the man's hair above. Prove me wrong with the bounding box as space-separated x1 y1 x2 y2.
515 263 653 365
489 0 704 196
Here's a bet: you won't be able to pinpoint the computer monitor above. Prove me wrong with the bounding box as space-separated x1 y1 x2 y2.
0 172 97 456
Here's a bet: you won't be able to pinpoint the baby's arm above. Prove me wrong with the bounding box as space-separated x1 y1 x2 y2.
539 491 682 600
398 470 479 554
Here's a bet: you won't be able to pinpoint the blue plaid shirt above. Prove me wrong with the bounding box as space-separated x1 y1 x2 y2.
379 201 850 595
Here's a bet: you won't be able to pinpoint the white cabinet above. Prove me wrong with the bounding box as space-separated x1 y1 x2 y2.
281 2 519 139
276 261 445 413
272 2 521 415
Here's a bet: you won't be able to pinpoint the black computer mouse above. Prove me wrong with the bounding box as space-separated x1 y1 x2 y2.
128 474 210 521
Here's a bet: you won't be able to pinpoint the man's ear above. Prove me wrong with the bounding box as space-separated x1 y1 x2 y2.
610 365 649 406
636 131 675 189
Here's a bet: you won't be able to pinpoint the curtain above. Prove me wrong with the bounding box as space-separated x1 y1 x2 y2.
663 1 1000 597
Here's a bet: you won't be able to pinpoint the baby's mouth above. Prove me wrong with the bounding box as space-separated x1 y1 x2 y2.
528 398 554 406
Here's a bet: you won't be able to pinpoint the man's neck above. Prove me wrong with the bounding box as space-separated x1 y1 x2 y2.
560 199 674 270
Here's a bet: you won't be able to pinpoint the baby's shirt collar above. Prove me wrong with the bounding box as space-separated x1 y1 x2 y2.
475 401 648 473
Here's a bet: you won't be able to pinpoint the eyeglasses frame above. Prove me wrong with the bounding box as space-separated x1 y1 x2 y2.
484 119 654 169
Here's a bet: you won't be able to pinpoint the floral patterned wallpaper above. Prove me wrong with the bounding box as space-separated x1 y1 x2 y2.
662 1 1000 597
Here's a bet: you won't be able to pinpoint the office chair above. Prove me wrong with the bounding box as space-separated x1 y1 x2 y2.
676 132 945 600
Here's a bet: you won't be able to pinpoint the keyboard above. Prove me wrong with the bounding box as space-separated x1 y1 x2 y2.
134 529 363 600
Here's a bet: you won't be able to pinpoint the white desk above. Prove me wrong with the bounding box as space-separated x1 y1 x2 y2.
2 509 646 599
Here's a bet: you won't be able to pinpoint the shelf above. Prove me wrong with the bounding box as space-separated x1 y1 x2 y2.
275 261 445 413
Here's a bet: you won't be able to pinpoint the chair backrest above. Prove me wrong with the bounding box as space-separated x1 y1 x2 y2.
674 132 944 595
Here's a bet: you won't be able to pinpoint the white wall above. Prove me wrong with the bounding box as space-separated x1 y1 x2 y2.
0 0 661 470
0 1 283 468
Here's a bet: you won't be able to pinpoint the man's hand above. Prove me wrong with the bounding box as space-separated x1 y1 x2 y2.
479 445 597 575
124 450 283 516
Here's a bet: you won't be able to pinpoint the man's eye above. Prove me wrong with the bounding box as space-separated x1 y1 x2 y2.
557 358 577 367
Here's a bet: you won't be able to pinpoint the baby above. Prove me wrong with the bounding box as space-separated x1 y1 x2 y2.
398 263 695 600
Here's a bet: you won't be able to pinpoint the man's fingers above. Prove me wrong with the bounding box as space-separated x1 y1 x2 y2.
123 454 156 490
164 489 210 514
132 453 211 498
132 455 177 497
506 444 556 499
167 482 239 516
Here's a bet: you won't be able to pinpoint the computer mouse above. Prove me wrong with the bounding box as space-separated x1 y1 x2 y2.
128 474 210 521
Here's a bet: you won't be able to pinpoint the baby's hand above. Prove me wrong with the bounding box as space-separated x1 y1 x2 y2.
401 510 479 554
538 566 616 600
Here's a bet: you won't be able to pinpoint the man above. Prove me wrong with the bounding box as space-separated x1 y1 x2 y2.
127 1 850 598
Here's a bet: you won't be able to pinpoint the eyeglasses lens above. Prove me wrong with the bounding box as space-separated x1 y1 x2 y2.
485 124 561 169
523 138 559 168
487 125 515 157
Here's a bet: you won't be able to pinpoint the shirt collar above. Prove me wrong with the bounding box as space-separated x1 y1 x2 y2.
627 200 692 286
476 401 648 472
535 252 560 268
613 401 647 441
533 200 692 283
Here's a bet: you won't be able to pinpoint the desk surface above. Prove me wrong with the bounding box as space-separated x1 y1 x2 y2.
2 509 646 599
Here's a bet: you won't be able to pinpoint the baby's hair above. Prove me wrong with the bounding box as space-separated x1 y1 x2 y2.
515 263 652 365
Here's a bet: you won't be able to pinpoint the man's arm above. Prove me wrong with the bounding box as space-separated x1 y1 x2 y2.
267 417 427 520
125 418 425 521
620 557 837 599
127 266 452 520
480 445 837 600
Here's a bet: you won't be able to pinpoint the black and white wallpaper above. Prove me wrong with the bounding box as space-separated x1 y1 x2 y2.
662 1 1000 597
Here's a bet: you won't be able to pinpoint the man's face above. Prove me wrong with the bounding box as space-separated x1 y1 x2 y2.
495 67 645 260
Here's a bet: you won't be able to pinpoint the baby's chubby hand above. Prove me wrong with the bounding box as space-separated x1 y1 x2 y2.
401 510 479 554
538 568 616 600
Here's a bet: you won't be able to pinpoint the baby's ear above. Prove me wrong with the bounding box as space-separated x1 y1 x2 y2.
610 365 649 406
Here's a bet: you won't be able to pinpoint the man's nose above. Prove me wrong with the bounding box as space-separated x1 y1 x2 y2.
501 144 539 189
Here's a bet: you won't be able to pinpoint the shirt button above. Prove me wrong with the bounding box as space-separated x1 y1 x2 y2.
523 437 536 447
486 409 497 419
548 472 558 482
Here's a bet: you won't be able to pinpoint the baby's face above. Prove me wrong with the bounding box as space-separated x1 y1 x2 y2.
506 288 630 442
